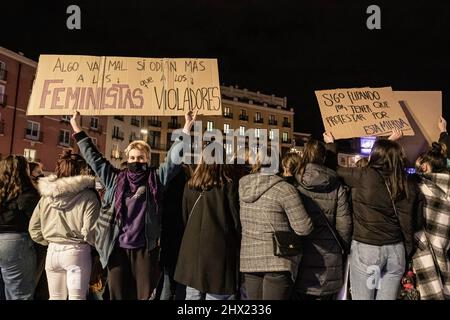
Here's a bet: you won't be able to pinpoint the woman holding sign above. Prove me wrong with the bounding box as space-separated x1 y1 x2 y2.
70 110 197 300
323 131 423 300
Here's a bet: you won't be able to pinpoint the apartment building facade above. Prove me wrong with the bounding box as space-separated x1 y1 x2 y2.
0 47 106 172
102 85 295 167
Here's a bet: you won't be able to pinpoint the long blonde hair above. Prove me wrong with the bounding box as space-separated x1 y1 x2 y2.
0 155 35 205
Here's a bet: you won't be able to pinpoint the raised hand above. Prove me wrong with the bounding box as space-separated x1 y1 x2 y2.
438 116 447 133
388 128 403 141
183 109 198 134
323 131 335 144
70 111 82 133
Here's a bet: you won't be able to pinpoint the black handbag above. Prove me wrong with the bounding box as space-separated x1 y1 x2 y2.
272 231 303 257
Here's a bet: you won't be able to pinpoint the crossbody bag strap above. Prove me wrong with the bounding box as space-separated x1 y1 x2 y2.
298 190 345 254
317 203 346 255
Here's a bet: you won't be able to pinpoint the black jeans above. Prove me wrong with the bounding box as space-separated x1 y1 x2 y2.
107 245 159 300
243 272 293 300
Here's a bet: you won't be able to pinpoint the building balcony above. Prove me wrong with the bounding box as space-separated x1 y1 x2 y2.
131 118 140 127
0 120 4 135
148 119 162 127
114 116 124 121
168 122 181 129
268 119 278 126
0 68 6 81
283 121 291 128
24 129 43 142
112 132 124 141
0 94 7 107
223 113 233 119
254 118 264 124
239 114 249 121
282 138 292 144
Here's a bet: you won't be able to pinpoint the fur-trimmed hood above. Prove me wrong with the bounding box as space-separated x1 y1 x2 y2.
38 175 96 209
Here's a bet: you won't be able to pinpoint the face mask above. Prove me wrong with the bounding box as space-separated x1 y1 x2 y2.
127 162 148 173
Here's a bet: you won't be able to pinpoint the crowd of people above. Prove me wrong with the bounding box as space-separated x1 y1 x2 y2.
0 112 449 300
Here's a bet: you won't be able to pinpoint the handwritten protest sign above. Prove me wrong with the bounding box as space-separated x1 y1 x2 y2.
315 87 414 139
27 55 222 116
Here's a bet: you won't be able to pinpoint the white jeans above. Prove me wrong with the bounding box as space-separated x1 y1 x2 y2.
45 243 92 300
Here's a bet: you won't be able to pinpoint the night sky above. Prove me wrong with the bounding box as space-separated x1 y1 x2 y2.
2 0 450 138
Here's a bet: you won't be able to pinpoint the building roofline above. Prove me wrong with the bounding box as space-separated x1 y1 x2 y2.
223 99 294 116
0 47 37 68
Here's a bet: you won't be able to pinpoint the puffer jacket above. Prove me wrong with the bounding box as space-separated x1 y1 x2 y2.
239 173 313 280
294 163 352 296
29 175 100 246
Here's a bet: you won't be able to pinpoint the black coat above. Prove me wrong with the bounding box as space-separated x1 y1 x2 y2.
160 167 189 272
174 182 240 295
0 186 40 233
337 166 423 257
291 164 352 296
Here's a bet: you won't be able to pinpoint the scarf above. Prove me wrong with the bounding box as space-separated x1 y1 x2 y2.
114 168 159 222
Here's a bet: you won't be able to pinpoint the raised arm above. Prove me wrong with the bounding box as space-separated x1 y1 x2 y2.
438 117 449 158
157 110 198 187
71 112 119 190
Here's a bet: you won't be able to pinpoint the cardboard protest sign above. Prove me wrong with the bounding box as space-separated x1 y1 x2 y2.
315 87 414 139
395 91 442 165
27 55 222 116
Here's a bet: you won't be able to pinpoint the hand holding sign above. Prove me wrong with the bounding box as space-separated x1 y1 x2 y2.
323 131 335 144
438 117 447 133
387 128 403 141
183 109 198 134
70 111 82 133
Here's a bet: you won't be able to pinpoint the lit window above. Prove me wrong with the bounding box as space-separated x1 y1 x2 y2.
239 126 246 136
207 121 214 131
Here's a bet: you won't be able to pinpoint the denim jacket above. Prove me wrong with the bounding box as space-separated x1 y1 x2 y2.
74 131 184 267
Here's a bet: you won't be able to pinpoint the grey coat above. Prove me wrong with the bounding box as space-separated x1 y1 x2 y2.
294 164 352 296
239 173 313 280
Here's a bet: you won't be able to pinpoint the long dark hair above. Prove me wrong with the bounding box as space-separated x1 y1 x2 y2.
0 155 35 205
188 144 233 191
368 140 409 200
298 139 327 180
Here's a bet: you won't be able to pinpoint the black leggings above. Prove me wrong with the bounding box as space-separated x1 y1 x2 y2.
243 272 293 300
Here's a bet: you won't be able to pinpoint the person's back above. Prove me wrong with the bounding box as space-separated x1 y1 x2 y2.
0 155 40 300
29 149 100 300
324 133 422 300
174 147 240 300
294 163 351 298
239 170 313 300
413 142 450 299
